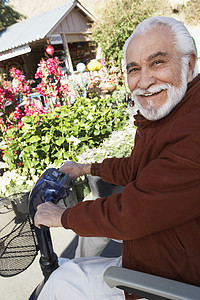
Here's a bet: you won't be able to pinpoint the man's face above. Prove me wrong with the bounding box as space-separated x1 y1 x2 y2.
126 26 190 120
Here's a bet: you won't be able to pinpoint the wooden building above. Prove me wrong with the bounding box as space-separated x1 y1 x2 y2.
0 0 96 76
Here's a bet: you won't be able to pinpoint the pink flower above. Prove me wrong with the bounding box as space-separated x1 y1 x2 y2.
17 121 24 130
0 57 70 136
13 107 22 120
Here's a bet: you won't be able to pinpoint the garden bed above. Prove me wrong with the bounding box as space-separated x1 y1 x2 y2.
0 122 136 198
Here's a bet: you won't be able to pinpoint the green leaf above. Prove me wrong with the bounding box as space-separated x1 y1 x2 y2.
56 137 65 146
28 136 41 143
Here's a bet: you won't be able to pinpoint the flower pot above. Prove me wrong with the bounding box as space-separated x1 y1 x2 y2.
106 84 116 92
10 192 29 223
100 84 116 93
74 177 91 202
87 175 124 198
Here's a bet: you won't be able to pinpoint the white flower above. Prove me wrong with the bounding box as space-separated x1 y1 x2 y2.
77 123 136 164
87 113 93 121
67 136 81 146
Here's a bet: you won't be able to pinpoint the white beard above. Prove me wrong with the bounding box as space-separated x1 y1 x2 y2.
132 62 189 121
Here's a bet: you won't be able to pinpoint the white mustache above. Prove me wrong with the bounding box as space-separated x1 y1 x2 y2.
132 84 170 97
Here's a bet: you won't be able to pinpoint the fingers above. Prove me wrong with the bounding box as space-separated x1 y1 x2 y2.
59 161 82 179
59 161 91 179
34 202 65 229
34 203 48 229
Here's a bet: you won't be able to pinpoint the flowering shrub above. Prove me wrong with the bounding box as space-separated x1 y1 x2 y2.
2 96 129 179
9 67 30 97
0 58 71 144
0 56 127 178
0 169 38 197
35 57 70 111
0 69 45 140
90 0 158 70
0 122 135 197
77 123 136 164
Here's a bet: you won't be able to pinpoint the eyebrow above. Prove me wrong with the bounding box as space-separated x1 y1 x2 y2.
126 51 170 71
148 51 169 60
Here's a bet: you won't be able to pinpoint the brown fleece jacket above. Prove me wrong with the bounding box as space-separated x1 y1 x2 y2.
62 74 200 299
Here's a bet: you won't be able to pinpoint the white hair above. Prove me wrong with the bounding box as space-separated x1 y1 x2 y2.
123 16 199 78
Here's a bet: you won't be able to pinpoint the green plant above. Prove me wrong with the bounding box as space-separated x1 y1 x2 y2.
0 120 136 198
0 169 36 197
77 122 136 164
90 0 162 70
2 96 129 179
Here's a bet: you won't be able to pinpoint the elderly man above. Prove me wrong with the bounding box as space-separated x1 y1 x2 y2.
35 16 200 300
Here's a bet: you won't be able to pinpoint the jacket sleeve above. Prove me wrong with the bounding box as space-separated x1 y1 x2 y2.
65 149 200 240
63 113 200 240
91 155 134 186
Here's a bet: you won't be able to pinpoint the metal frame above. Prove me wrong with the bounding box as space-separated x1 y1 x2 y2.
104 266 200 300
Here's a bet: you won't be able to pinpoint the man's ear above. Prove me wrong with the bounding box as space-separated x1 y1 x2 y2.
187 53 197 83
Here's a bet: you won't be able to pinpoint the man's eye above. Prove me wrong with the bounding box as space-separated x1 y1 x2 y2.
153 60 164 66
128 67 139 74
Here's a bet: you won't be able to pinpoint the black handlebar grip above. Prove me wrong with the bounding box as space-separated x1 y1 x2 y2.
40 224 49 231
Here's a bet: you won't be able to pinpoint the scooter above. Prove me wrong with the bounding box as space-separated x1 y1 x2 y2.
0 168 75 299
2 168 198 300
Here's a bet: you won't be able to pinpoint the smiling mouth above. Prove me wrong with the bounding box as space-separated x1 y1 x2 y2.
140 90 164 97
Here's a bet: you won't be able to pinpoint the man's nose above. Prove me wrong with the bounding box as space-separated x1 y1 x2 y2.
137 68 156 90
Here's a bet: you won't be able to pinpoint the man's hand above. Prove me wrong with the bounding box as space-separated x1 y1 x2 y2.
34 202 65 229
59 161 91 179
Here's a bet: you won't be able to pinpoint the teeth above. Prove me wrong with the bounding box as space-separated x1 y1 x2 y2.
142 90 163 97
143 93 153 96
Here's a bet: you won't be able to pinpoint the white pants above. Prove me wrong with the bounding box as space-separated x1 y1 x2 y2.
75 236 111 257
75 198 122 258
37 255 125 300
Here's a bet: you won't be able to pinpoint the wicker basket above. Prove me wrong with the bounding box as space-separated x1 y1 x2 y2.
0 193 38 277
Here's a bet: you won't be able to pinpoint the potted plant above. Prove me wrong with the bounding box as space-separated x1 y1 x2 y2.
100 81 116 93
74 176 91 201
86 174 123 198
77 122 136 199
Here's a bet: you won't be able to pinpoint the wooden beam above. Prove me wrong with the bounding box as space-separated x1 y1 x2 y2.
60 23 74 76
